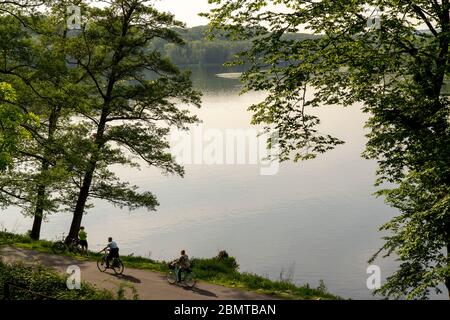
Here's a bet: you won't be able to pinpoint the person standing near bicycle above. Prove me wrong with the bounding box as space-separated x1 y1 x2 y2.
78 226 88 255
100 237 119 268
170 250 191 283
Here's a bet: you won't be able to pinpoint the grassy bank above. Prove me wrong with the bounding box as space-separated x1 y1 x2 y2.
0 231 341 300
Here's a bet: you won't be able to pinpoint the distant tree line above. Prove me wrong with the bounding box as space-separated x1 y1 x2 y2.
151 25 317 66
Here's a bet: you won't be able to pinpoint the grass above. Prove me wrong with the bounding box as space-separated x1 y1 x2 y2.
0 231 341 300
0 260 121 300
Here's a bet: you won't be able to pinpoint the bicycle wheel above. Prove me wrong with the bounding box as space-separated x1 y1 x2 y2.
112 259 124 275
51 241 66 254
183 272 196 288
167 270 177 284
97 257 107 272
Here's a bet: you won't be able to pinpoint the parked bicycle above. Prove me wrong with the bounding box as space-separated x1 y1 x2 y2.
167 263 196 288
51 233 82 255
97 251 124 275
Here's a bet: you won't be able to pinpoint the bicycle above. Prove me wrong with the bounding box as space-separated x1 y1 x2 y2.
97 251 124 275
167 263 196 288
51 233 82 255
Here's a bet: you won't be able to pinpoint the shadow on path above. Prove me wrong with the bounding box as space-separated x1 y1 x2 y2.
113 274 141 284
186 286 218 298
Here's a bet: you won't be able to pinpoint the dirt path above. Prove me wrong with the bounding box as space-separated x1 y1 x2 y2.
0 246 276 300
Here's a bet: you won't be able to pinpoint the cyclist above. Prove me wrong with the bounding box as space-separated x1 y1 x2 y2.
100 237 119 268
78 226 88 255
170 250 191 283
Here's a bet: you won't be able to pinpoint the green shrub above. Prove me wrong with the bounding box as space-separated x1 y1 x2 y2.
0 261 114 300
192 256 239 274
0 231 32 245
217 250 229 260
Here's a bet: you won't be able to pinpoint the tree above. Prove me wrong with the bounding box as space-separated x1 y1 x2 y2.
205 0 450 299
64 0 201 241
0 1 43 173
0 8 88 239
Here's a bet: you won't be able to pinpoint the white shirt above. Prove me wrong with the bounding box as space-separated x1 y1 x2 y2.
107 241 118 249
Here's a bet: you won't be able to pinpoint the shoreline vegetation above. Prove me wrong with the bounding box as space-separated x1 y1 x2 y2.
0 231 340 300
152 25 317 67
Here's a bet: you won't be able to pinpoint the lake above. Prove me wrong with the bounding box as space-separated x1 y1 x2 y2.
0 65 444 299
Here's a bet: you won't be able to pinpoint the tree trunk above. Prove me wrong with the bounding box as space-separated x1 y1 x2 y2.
30 157 50 240
66 106 109 242
66 163 96 242
30 107 59 240
66 23 121 241
29 193 44 240
30 215 42 240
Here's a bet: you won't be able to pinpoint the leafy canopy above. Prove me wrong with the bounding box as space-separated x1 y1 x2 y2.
205 0 450 299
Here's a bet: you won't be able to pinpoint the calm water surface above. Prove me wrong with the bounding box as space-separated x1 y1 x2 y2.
1 65 444 299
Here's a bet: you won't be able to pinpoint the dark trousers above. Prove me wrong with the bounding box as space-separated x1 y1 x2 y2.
79 240 88 249
176 267 189 282
107 248 119 267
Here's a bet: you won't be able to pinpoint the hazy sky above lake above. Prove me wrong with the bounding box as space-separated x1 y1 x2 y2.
153 0 211 27
93 0 288 28
91 1 430 33
90 0 212 27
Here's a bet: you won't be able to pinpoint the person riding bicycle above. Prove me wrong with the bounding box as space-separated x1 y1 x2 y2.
78 226 88 255
170 250 191 283
100 237 119 268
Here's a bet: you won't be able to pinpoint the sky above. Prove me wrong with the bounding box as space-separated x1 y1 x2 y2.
90 1 430 31
90 0 213 27
151 0 291 28
152 0 212 27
